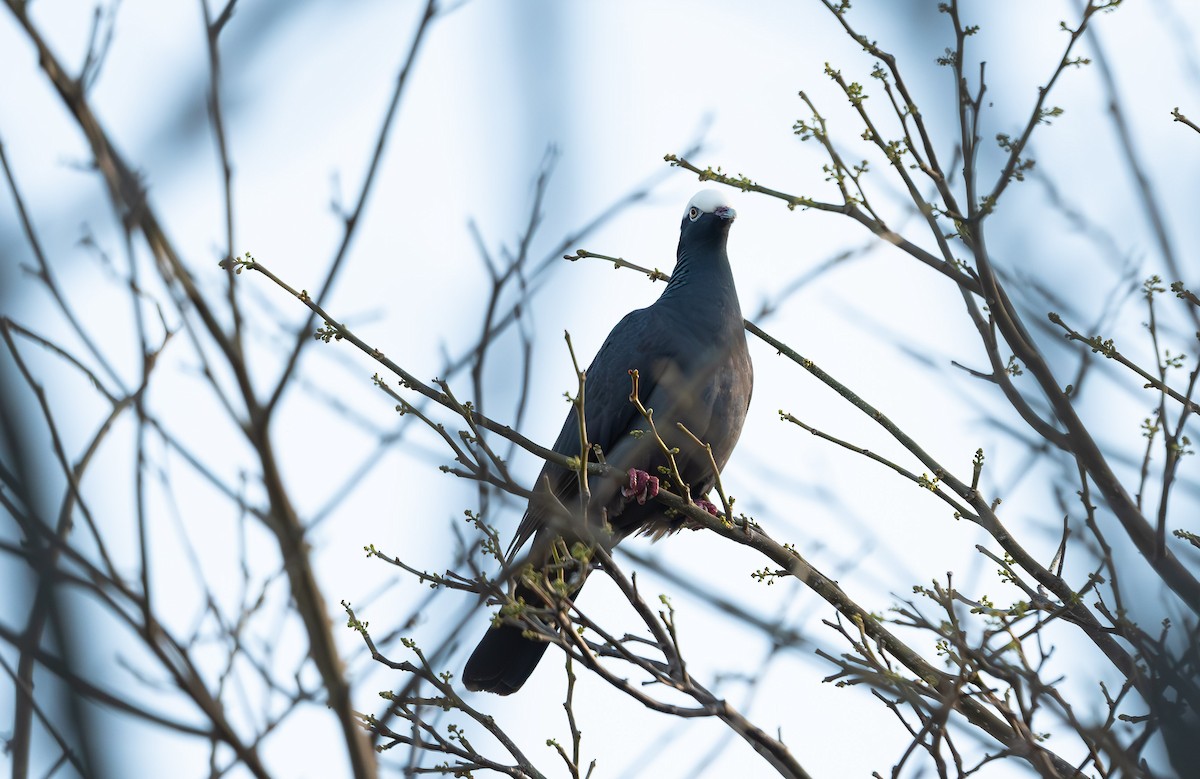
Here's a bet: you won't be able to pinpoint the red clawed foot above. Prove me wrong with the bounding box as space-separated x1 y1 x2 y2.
695 498 720 516
621 468 660 505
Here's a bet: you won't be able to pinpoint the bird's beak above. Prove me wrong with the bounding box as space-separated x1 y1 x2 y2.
714 205 737 221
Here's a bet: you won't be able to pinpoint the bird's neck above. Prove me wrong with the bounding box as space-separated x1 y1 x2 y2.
658 237 743 328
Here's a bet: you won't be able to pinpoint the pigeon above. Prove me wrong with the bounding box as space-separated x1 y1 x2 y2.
462 189 753 695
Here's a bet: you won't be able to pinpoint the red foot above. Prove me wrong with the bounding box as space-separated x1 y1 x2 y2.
695 498 720 516
621 468 660 505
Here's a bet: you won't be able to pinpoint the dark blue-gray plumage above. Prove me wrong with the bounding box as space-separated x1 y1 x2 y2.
463 190 753 694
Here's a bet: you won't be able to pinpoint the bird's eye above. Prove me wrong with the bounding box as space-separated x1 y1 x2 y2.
688 206 700 221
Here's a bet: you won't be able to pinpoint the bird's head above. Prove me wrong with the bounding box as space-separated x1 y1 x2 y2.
680 189 737 243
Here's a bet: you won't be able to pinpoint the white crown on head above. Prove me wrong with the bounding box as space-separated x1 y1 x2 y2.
684 189 736 219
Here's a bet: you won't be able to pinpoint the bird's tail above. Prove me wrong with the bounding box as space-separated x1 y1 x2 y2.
463 566 586 695
461 617 551 695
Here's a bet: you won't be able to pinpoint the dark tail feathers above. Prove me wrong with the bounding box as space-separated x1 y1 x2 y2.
464 568 586 695
462 620 552 695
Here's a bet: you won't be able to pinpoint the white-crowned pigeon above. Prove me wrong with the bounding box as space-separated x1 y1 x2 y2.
463 189 753 694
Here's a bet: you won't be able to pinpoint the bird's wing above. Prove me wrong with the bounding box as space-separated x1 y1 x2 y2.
508 307 671 555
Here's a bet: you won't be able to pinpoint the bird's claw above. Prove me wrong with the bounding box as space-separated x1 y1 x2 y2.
622 468 660 505
695 498 720 516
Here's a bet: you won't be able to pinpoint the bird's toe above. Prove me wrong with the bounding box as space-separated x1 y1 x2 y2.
621 468 660 505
